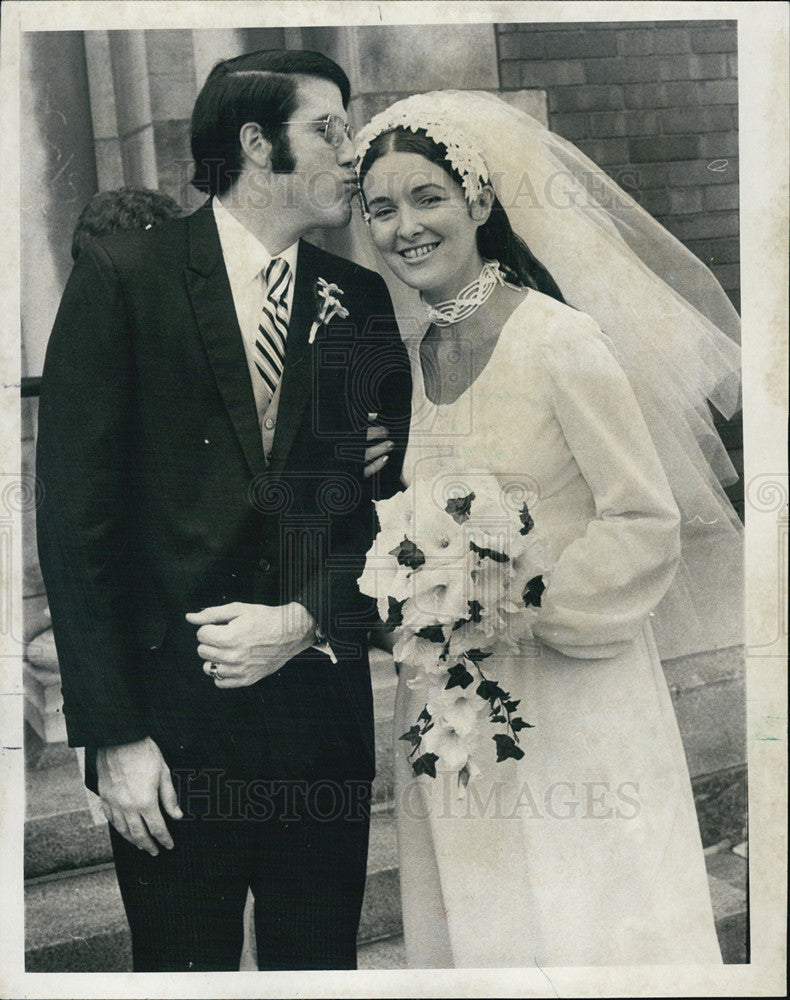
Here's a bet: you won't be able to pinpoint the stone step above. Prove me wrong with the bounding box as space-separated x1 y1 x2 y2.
24 661 65 713
358 807 400 944
25 807 400 972
357 934 406 970
705 849 749 965
370 646 397 807
25 747 109 879
25 864 132 972
24 628 68 744
24 688 68 744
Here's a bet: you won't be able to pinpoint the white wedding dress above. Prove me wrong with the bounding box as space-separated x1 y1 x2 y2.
394 290 723 968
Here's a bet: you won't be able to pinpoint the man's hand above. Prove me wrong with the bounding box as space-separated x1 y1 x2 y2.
96 736 183 856
186 601 316 688
364 413 393 479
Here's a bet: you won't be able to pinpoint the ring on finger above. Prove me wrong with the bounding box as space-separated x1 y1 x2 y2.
209 661 220 676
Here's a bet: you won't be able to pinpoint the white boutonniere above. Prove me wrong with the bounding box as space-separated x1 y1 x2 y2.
309 278 350 344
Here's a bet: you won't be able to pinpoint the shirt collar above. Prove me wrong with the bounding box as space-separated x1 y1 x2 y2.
212 195 299 285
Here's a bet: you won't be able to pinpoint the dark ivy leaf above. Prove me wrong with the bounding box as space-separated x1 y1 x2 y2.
418 706 432 723
445 491 475 524
384 596 405 630
467 600 484 623
490 713 506 723
415 624 446 644
504 699 521 713
412 752 439 778
466 647 492 662
389 536 426 570
445 663 474 690
510 717 534 732
477 679 507 703
398 725 422 747
493 733 526 762
469 540 510 563
519 502 535 536
523 575 545 608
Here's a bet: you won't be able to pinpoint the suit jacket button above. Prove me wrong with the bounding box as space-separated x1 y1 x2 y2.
258 558 271 572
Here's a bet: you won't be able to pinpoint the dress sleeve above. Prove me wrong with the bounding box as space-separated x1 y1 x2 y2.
531 313 681 659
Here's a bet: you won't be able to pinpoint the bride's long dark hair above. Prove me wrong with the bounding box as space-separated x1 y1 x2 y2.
357 128 566 304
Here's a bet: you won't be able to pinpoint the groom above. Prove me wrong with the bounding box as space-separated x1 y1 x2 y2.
36 49 410 971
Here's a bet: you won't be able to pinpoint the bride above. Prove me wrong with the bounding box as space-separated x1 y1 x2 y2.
354 92 742 968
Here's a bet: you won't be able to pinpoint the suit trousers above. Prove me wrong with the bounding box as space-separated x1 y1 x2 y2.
109 776 371 971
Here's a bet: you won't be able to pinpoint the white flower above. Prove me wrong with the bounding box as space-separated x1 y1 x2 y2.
394 632 447 680
507 539 552 603
416 673 488 773
308 278 350 344
445 620 498 661
373 487 415 535
361 475 480 626
357 488 418 614
400 577 470 628
469 552 515 613
356 536 403 622
419 717 480 774
426 677 487 739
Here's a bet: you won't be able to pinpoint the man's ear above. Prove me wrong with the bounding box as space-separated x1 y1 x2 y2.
469 185 495 225
239 122 272 171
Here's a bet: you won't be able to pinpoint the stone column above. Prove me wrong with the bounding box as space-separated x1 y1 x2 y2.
21 31 98 381
84 32 124 191
21 32 99 747
303 23 500 126
85 29 287 210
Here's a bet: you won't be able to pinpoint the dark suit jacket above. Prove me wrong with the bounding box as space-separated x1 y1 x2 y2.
36 200 411 788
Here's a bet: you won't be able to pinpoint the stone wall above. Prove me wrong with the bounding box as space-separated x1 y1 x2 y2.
497 20 739 307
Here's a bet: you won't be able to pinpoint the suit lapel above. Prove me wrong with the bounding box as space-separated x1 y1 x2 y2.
184 202 266 480
268 240 318 474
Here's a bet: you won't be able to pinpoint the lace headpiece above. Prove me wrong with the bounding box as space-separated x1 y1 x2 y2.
354 93 490 203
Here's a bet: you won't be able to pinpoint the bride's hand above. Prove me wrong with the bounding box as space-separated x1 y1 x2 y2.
364 414 393 478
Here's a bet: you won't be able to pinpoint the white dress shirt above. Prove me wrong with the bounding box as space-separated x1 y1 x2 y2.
213 196 299 453
213 197 335 662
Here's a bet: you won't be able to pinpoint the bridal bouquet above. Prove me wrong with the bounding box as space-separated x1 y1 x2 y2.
358 467 551 787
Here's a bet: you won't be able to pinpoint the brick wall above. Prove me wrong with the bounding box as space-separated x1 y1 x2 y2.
496 20 743 516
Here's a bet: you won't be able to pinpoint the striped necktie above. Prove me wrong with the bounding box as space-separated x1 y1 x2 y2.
254 257 292 403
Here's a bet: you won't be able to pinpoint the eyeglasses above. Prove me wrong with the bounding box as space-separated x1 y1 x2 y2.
282 114 353 148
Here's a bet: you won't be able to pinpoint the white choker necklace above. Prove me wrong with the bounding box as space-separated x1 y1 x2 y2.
422 260 507 327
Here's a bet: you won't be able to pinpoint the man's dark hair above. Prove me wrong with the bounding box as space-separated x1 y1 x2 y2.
71 187 183 260
190 49 351 197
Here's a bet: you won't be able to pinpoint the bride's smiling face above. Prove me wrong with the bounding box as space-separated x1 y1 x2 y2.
362 151 488 302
